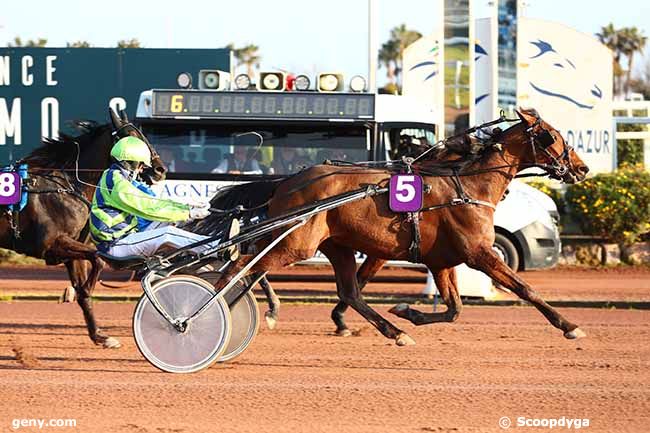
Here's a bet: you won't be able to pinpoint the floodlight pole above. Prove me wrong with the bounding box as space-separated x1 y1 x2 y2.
368 0 378 93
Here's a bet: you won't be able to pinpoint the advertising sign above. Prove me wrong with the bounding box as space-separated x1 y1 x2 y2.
517 18 614 173
0 48 229 165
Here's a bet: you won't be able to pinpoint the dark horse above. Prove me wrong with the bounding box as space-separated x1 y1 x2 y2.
199 109 589 345
0 109 167 348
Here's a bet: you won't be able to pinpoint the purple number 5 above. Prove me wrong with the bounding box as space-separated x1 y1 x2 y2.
389 174 423 212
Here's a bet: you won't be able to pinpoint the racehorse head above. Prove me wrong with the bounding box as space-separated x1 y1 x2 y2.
108 108 167 184
526 39 603 110
515 108 589 184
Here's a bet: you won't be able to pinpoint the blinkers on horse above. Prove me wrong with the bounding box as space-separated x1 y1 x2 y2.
523 115 575 181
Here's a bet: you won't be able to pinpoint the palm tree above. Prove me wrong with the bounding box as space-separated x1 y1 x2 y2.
620 27 647 97
378 24 422 91
389 24 422 87
117 38 141 48
597 23 624 95
230 44 261 78
66 41 92 48
378 39 398 85
8 36 47 47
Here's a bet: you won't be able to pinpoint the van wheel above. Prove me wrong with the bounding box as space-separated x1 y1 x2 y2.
492 233 520 271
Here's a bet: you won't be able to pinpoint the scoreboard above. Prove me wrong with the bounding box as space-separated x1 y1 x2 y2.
151 90 375 120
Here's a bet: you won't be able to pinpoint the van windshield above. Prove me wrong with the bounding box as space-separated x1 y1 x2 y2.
141 122 369 176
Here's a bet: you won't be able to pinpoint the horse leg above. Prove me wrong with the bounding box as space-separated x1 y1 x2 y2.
64 260 117 349
258 276 280 329
48 237 119 348
389 267 463 325
467 245 585 339
320 240 414 346
331 257 386 337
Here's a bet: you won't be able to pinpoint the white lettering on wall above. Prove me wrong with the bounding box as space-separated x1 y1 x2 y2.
0 98 22 145
109 97 127 113
41 97 59 139
21 55 34 86
46 55 57 86
0 56 10 86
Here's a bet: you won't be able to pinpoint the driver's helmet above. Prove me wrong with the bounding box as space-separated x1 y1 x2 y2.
111 136 152 167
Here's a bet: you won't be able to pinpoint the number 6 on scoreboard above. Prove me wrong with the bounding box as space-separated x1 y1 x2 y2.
171 95 184 113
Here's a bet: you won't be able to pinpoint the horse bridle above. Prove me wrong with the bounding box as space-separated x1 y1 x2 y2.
525 118 574 180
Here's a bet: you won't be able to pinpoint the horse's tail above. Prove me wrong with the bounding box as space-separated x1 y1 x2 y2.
184 179 285 235
210 179 283 215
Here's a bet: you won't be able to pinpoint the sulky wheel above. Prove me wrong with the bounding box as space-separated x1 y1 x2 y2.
132 275 231 374
196 270 260 363
218 290 259 362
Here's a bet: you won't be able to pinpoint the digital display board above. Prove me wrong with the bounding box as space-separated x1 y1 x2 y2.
151 90 374 120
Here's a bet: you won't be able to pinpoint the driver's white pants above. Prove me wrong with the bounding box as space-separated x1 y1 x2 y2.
106 223 220 258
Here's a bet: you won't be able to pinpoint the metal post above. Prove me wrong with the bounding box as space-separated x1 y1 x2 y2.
368 0 378 93
612 117 618 171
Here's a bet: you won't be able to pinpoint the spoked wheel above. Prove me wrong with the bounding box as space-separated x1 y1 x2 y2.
219 290 259 362
197 270 260 363
132 275 231 374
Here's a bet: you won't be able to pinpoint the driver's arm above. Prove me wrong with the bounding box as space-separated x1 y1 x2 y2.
103 169 190 222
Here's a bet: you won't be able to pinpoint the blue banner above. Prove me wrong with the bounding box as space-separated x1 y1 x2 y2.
0 47 229 164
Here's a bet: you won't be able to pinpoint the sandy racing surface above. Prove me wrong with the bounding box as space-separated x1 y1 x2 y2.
1 296 649 433
1 265 650 302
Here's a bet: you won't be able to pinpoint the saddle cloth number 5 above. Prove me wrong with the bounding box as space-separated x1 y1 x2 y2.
389 174 423 212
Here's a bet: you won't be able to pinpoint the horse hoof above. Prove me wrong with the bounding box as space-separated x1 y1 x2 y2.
60 286 76 303
335 329 352 337
264 312 277 330
395 333 416 346
101 337 122 349
388 303 410 318
564 328 587 340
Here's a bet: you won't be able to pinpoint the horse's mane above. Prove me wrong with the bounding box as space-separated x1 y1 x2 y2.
21 121 111 169
414 119 523 173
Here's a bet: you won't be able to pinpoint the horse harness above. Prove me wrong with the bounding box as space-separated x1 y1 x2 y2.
399 159 497 263
2 165 91 244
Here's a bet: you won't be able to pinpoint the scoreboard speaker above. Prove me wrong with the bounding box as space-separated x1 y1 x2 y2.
198 70 230 90
257 71 286 91
317 72 344 92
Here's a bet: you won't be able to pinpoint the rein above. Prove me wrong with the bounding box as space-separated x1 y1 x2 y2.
25 172 92 208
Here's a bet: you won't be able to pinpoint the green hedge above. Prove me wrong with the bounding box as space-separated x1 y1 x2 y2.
564 164 650 244
617 123 644 166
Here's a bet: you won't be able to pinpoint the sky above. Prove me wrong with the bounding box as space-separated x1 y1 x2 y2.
3 0 650 84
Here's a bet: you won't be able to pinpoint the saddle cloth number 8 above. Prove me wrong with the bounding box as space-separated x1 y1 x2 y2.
0 172 21 205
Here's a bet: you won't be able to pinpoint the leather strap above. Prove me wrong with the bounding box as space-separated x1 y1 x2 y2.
408 211 421 263
423 197 496 212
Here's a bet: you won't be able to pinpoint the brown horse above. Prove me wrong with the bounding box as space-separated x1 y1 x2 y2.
206 108 589 345
0 109 166 348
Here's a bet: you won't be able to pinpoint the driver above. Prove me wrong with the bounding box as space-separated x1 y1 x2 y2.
90 136 237 258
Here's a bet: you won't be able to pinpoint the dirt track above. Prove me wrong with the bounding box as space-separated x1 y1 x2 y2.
1 300 649 433
2 265 650 301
